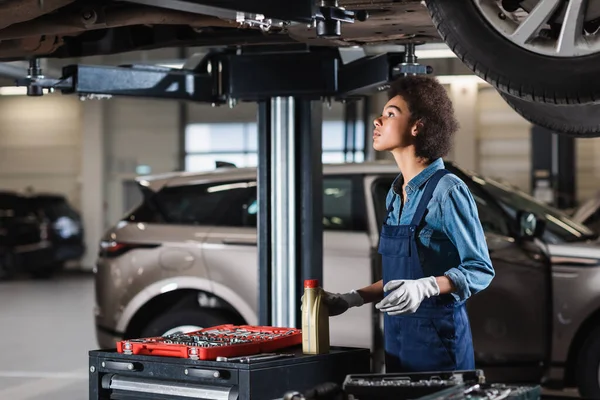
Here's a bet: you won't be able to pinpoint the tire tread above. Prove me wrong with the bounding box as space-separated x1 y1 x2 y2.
425 0 594 104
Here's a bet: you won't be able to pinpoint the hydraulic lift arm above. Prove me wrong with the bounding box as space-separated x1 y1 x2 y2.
15 45 432 102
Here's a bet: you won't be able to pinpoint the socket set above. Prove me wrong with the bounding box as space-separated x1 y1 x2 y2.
416 383 541 400
116 324 302 361
343 370 486 399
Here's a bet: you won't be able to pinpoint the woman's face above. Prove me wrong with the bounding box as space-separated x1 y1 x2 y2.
372 94 417 152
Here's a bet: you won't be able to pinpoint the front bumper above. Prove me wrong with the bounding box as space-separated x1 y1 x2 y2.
54 242 85 262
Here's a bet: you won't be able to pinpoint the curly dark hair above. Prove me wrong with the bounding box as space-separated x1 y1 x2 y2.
388 75 459 161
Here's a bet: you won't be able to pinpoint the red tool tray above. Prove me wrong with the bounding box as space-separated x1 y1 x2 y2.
116 324 302 360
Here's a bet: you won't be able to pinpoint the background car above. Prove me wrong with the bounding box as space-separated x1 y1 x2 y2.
572 191 600 234
26 193 85 274
95 161 600 398
0 191 54 279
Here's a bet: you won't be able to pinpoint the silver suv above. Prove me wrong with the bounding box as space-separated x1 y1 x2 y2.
95 161 600 398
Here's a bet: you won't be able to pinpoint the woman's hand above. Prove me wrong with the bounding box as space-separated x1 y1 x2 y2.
375 277 440 316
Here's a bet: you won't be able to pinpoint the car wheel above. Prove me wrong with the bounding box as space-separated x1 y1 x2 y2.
575 325 600 398
0 250 15 280
498 90 600 137
30 263 62 279
141 308 242 338
426 0 600 104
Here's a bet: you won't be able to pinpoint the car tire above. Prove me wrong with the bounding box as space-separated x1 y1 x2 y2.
575 325 600 398
498 90 600 137
141 308 242 338
0 250 15 280
30 263 61 279
426 0 600 104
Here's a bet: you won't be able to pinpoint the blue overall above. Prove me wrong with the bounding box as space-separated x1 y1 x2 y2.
378 169 475 373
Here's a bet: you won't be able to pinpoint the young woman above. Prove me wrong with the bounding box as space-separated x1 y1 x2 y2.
323 75 495 372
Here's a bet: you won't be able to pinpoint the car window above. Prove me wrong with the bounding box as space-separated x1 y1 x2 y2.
125 181 256 226
244 176 366 232
159 181 256 226
126 176 367 231
34 198 79 220
481 179 596 243
323 177 366 231
0 194 30 218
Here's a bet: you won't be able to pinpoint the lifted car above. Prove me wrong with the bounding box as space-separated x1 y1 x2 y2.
0 0 599 135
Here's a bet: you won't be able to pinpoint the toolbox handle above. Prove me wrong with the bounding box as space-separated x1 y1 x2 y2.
101 360 142 372
184 367 227 380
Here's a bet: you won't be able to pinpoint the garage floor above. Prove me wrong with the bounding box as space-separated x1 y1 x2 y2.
0 273 582 400
0 273 95 400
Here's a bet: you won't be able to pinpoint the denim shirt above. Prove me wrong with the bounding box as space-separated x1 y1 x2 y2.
385 158 495 302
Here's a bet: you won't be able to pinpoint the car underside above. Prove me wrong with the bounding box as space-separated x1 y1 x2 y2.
0 0 438 60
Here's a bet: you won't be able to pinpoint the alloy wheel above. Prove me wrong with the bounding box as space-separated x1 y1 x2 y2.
471 0 600 57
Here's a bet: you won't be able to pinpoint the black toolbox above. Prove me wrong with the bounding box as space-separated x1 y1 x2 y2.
90 346 370 400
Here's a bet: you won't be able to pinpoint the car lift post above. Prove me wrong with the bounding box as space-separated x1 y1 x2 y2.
16 45 431 330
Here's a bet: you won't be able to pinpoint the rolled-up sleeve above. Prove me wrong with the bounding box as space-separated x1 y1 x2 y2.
441 183 495 302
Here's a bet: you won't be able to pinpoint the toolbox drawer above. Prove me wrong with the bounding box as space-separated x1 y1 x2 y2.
90 346 370 400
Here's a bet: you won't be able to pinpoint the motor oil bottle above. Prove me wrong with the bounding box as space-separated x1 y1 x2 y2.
302 279 330 354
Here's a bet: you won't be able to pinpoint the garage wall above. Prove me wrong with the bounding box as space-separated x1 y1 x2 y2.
0 95 82 206
104 98 179 226
476 86 532 192
576 138 600 203
188 102 256 123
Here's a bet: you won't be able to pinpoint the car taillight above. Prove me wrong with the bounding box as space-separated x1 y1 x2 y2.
99 241 160 258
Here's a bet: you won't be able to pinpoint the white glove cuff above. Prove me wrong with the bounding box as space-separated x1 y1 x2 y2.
422 276 441 297
343 290 365 308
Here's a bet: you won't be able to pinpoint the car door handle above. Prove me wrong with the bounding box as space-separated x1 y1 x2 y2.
221 239 257 246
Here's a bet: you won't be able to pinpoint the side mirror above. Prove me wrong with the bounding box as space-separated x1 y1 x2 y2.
517 211 545 240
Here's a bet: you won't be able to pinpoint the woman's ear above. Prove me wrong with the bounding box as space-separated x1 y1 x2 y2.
411 120 423 137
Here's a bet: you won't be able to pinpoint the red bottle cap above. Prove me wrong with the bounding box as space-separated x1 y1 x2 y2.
304 279 319 288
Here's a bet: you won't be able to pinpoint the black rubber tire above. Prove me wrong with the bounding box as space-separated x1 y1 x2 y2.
30 268 55 279
426 0 600 104
498 90 600 137
30 262 63 279
141 308 242 338
575 325 600 399
0 250 15 280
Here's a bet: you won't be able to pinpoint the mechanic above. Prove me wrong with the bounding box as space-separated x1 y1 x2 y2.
322 75 495 372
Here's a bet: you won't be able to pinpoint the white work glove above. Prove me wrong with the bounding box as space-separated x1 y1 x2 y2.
375 277 440 316
302 290 364 317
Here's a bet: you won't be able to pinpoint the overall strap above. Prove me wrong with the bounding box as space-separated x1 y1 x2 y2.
410 169 450 227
